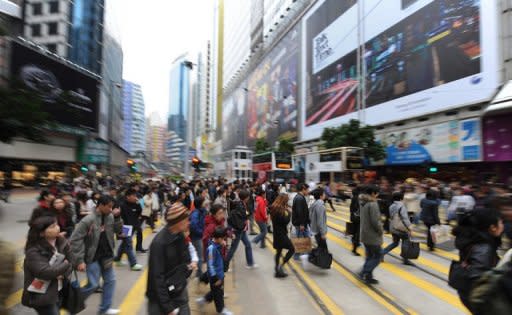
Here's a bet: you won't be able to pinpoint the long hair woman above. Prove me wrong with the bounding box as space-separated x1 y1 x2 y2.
22 216 72 315
270 193 295 278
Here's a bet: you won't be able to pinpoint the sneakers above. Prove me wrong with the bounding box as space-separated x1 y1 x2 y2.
114 260 128 267
131 264 143 271
136 249 148 254
102 309 120 315
221 308 233 315
274 267 288 278
195 297 207 307
245 264 259 269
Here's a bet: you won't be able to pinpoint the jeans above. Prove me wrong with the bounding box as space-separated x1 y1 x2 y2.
382 233 410 261
226 230 254 267
34 304 59 315
252 221 267 248
249 213 256 234
192 239 203 278
81 261 116 314
147 291 191 315
136 226 144 251
115 235 137 266
362 244 382 278
205 278 224 313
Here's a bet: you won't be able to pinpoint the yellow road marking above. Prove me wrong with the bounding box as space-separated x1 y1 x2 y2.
119 269 149 314
326 234 469 313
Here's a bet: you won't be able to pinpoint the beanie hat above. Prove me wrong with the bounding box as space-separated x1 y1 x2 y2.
166 202 189 225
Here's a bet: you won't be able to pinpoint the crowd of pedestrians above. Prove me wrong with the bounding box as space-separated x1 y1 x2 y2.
1 174 511 315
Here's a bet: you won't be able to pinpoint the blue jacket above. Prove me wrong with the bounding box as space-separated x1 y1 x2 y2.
190 208 207 241
207 242 224 280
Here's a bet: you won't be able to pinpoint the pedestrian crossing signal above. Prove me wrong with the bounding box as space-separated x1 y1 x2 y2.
80 165 88 173
429 167 438 173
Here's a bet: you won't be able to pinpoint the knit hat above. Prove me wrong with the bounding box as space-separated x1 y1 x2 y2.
166 202 189 225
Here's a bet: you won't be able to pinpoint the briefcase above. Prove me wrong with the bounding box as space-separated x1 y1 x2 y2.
400 240 420 260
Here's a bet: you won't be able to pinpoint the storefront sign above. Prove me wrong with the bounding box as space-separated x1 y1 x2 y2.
483 115 512 161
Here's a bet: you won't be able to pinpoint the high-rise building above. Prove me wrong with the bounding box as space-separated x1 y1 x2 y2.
122 80 146 155
23 0 104 74
146 112 166 163
168 54 191 141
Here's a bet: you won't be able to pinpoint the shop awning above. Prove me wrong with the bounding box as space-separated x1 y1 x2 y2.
484 80 512 115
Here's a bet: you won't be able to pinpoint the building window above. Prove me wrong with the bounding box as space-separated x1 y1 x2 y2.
32 2 42 15
47 44 57 53
31 24 41 37
48 22 58 35
49 1 59 13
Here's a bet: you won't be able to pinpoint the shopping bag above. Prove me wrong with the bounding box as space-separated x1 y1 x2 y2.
308 247 332 269
400 239 420 260
430 225 451 244
62 271 86 314
291 237 312 254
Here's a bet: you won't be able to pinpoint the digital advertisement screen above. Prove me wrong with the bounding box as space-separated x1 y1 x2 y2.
10 40 100 132
302 0 499 141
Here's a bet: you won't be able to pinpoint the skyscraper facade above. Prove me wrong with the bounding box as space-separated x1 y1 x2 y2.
122 80 146 155
168 54 191 142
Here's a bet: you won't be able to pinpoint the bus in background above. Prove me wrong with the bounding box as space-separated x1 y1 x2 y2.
293 147 364 184
213 146 253 182
252 151 295 183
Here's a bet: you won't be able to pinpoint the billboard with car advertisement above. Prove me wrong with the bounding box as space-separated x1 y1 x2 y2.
10 40 100 132
246 24 300 147
301 0 499 141
377 118 481 165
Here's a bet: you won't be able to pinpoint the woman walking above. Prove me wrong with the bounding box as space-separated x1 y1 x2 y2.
270 194 295 278
22 216 73 315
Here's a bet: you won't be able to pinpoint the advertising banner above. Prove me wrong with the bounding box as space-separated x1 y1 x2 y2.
247 24 300 147
10 40 100 132
378 118 481 165
483 115 512 162
302 0 499 140
222 84 248 150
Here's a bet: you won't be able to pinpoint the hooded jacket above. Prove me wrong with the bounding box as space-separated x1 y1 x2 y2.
190 207 207 241
359 194 383 246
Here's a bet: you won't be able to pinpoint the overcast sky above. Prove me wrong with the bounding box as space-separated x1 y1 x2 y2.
111 0 214 118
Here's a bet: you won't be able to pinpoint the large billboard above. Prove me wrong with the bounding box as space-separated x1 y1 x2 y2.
10 40 100 132
222 84 248 150
302 0 499 140
377 118 481 165
482 115 512 162
247 24 300 147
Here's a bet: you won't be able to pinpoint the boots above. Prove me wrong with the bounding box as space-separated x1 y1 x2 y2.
274 265 288 278
352 244 361 256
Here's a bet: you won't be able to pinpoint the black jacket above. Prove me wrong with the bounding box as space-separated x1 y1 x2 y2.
272 210 293 250
120 200 142 229
292 193 309 227
146 229 191 314
420 199 441 225
350 191 361 223
228 201 248 231
455 229 500 286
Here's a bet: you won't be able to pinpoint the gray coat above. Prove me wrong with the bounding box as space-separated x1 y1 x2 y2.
389 201 411 235
70 210 123 266
309 199 327 236
359 194 383 246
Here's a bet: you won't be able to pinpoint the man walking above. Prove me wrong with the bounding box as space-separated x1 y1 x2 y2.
359 185 384 284
147 202 195 315
70 195 123 315
292 183 310 259
115 189 144 269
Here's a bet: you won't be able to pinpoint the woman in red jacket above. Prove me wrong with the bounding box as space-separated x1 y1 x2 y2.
252 189 268 249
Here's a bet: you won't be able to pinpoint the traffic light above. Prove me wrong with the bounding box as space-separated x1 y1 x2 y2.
80 165 88 173
126 159 137 173
191 157 201 170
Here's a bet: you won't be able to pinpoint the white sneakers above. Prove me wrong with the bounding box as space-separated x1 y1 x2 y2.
131 264 143 271
195 297 207 307
102 309 120 315
221 308 233 315
245 264 259 270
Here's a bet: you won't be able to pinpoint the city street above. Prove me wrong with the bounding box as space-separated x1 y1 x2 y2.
2 191 468 315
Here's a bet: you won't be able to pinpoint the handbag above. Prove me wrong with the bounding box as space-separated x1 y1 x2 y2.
448 247 473 291
165 264 192 296
390 206 409 233
308 247 332 269
400 239 420 260
430 225 451 244
62 271 86 314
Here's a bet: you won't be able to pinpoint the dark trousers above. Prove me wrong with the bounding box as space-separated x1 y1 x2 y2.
148 291 190 315
205 279 224 313
314 234 328 250
275 246 295 270
136 226 144 251
326 198 336 211
352 222 360 250
362 244 382 278
425 224 435 250
382 233 410 262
